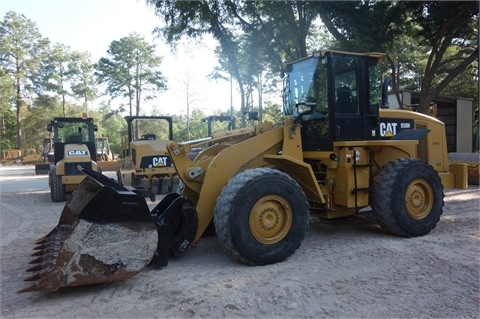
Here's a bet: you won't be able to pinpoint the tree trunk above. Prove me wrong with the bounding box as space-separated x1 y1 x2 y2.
15 75 23 148
257 73 263 122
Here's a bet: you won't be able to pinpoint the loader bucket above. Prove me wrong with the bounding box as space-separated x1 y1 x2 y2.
34 163 50 175
19 167 157 293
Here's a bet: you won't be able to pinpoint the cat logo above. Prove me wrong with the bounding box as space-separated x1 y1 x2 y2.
379 122 397 137
378 119 413 138
152 156 168 167
67 150 88 156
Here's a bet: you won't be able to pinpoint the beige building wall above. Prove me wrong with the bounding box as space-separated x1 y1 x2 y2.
388 91 474 152
456 98 473 152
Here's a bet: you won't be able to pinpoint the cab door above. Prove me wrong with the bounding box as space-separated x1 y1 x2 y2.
331 55 364 141
331 54 380 141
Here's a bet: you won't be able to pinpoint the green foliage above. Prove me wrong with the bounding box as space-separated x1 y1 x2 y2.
262 101 283 124
90 102 127 154
94 33 167 117
0 70 16 149
0 11 49 147
21 96 93 150
172 109 206 141
68 51 98 111
22 98 62 150
151 0 324 126
0 108 16 150
170 108 239 142
317 1 479 112
151 0 478 116
412 2 478 111
38 43 72 116
1 3 478 153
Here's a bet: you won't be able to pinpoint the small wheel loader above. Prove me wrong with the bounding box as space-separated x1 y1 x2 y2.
46 116 100 202
34 137 54 175
19 50 469 293
117 115 178 195
202 115 236 136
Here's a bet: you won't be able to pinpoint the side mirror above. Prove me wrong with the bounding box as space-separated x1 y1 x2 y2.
296 102 315 115
47 123 52 132
94 124 98 132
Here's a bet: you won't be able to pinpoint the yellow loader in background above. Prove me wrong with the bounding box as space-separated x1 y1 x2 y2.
95 136 120 171
19 50 468 293
46 116 100 202
117 115 177 195
34 137 54 175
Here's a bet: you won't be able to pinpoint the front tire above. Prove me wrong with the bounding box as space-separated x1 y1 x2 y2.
50 166 66 202
214 168 309 265
371 158 444 237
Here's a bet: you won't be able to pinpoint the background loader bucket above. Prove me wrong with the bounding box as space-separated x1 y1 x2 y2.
19 169 157 293
34 163 51 175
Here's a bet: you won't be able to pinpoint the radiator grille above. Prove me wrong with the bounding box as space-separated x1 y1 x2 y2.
65 162 92 175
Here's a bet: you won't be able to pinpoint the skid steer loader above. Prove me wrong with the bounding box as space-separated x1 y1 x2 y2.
19 50 468 293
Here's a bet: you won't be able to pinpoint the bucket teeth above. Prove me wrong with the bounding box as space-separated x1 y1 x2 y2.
31 250 43 257
21 227 67 288
34 236 47 245
23 273 42 282
30 241 63 259
19 173 159 293
25 262 55 275
23 267 56 282
29 257 43 264
26 264 43 272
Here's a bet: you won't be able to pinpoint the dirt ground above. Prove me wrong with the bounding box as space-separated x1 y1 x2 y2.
0 165 479 319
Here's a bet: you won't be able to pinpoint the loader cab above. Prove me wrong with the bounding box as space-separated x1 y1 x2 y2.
201 115 236 136
283 50 386 151
48 117 97 164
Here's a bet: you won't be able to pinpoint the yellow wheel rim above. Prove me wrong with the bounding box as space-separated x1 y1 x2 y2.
248 195 293 244
405 179 434 219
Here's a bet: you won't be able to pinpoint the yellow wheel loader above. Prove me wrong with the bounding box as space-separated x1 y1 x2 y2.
117 116 177 195
95 136 114 162
95 136 120 171
34 137 54 175
1 149 42 166
202 115 236 136
46 117 100 202
19 50 468 293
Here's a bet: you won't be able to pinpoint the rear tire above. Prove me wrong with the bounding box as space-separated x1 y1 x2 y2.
50 166 66 202
214 168 309 265
371 158 444 237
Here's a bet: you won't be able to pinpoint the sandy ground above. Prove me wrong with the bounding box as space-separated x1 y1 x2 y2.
0 165 479 319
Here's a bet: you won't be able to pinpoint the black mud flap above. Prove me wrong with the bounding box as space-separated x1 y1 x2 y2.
151 193 198 268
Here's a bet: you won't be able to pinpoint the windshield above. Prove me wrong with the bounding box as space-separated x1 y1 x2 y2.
131 119 172 141
283 56 328 116
53 120 95 143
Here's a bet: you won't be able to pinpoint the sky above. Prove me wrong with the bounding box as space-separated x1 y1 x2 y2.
1 0 236 116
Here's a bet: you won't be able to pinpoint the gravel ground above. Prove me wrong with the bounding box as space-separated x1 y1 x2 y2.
0 165 479 319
